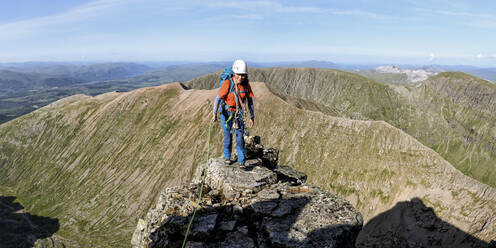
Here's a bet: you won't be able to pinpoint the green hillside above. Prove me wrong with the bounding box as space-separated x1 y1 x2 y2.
185 68 496 188
186 67 406 120
0 82 495 246
406 72 496 186
354 69 410 85
0 84 216 246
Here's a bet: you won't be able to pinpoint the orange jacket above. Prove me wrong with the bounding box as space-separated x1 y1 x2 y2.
218 79 254 108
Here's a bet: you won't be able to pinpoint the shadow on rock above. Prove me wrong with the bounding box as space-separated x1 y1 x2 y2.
0 196 60 248
142 186 362 248
356 197 496 248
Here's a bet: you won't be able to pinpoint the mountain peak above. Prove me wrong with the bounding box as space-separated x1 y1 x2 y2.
131 136 363 247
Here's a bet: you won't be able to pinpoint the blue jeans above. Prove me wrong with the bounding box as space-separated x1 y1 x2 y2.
219 110 245 164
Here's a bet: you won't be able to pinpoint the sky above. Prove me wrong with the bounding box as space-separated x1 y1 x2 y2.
0 0 495 66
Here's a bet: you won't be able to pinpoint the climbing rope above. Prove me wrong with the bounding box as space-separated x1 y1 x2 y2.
181 118 213 248
233 82 247 130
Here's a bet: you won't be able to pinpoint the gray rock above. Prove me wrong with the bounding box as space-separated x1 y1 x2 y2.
220 230 255 248
132 140 363 248
245 135 263 159
271 202 294 217
218 220 236 231
257 188 280 200
238 225 249 235
233 204 243 215
489 240 496 248
275 165 307 185
250 200 278 216
190 214 218 239
193 158 277 200
262 148 279 169
185 241 205 248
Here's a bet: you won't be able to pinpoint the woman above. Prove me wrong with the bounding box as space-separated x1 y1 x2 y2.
212 59 255 166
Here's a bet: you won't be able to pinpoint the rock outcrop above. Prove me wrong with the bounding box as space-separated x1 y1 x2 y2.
132 136 363 248
374 65 438 82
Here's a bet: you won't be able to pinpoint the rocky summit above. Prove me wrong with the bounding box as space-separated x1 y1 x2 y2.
131 136 363 248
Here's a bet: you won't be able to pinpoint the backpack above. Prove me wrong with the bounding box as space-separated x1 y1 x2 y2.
218 67 235 93
218 67 246 112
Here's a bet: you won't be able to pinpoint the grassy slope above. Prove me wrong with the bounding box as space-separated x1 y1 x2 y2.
0 84 224 247
186 68 496 188
412 72 496 185
354 70 410 85
0 82 495 246
250 83 495 242
186 67 400 120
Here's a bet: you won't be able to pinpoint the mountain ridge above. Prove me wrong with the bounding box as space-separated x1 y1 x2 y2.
1 81 495 246
186 68 496 188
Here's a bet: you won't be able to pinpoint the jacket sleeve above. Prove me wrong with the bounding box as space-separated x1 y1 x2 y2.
213 95 221 115
246 83 254 98
247 97 254 120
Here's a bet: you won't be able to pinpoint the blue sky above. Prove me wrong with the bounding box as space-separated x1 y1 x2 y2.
0 0 495 66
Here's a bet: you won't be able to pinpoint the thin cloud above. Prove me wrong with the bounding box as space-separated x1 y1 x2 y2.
476 53 496 59
414 7 496 29
204 1 280 11
430 52 436 61
278 6 326 13
0 0 138 39
203 0 391 20
329 9 392 20
417 8 493 18
232 14 266 20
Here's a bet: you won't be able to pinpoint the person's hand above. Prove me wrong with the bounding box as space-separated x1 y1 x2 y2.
212 113 217 122
249 119 254 128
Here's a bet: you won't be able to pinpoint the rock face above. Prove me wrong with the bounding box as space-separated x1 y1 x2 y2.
132 136 363 248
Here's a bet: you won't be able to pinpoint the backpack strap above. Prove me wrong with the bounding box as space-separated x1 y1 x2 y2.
217 67 247 113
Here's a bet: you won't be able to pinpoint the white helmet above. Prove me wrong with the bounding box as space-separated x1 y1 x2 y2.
232 59 248 74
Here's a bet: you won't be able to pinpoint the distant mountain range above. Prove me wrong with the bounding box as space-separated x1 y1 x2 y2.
0 62 150 82
0 63 226 124
1 61 495 125
467 67 496 82
0 69 84 91
2 60 495 80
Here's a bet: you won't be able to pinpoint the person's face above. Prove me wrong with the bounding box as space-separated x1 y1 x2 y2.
233 73 246 84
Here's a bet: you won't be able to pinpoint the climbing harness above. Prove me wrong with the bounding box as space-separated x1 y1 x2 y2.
223 80 247 130
232 81 246 130
181 119 213 248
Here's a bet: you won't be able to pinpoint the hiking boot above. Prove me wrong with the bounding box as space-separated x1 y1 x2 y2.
224 159 232 165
